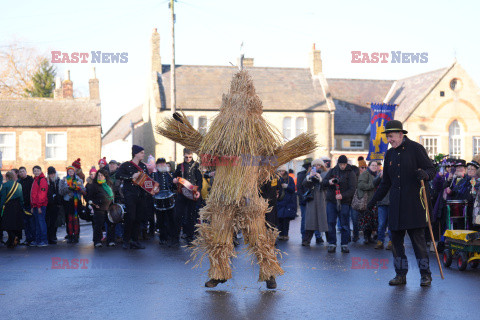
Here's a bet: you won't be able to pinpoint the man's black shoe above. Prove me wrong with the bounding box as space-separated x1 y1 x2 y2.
131 241 145 249
316 237 324 244
341 245 349 253
420 274 432 287
205 279 227 288
328 245 336 253
266 276 277 289
389 275 407 286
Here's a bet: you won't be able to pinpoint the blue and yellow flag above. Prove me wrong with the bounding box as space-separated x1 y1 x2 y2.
367 103 396 161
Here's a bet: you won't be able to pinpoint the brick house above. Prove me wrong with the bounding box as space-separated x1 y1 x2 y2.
0 70 102 176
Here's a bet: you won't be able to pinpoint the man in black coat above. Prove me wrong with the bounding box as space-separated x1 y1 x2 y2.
172 148 202 245
321 155 357 253
18 167 35 245
116 145 149 249
368 120 435 287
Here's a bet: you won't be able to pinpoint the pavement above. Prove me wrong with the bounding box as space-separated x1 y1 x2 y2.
1 218 479 320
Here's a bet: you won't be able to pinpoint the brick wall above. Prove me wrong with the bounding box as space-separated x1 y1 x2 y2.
0 126 101 175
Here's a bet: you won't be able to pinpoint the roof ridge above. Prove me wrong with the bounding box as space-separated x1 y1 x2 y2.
401 62 456 122
102 104 142 139
161 64 310 71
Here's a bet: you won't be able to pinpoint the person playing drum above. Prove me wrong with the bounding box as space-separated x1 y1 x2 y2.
152 158 176 245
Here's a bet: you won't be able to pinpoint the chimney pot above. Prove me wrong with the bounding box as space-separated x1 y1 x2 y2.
310 45 322 76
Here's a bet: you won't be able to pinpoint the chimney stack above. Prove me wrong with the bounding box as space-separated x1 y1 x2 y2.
62 70 73 99
151 28 162 74
309 44 322 76
54 77 63 99
89 66 100 100
243 57 254 67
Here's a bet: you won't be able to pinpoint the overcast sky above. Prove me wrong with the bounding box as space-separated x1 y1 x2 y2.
2 0 479 133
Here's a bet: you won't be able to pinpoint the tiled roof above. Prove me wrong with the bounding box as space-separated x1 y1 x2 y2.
0 98 101 127
386 65 453 122
327 79 394 134
158 65 330 112
102 104 142 145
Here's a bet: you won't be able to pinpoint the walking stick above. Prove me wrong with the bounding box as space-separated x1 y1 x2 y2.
420 180 445 280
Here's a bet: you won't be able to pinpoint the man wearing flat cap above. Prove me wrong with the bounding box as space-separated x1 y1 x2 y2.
368 120 436 286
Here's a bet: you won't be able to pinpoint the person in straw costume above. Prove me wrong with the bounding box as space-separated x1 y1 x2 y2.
157 70 317 289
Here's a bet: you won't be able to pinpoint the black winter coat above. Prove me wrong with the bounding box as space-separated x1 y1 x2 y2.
369 136 435 231
321 164 357 205
87 182 113 211
18 176 34 210
116 161 149 198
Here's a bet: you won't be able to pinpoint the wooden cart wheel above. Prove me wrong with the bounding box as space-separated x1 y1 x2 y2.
457 252 468 271
443 249 452 268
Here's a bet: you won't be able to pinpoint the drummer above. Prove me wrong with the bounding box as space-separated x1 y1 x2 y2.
444 159 478 229
445 160 471 201
152 158 176 245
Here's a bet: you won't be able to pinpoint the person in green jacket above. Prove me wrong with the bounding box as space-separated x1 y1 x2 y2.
0 171 25 248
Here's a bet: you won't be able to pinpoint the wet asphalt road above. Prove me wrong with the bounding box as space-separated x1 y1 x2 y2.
1 218 479 320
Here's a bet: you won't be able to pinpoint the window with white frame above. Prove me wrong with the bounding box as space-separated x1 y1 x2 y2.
45 132 67 160
421 136 438 159
186 116 194 127
295 117 307 136
283 117 292 140
198 116 207 135
473 137 480 156
342 139 364 150
0 132 15 160
449 120 462 159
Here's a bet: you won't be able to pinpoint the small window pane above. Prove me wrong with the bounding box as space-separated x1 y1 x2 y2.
283 117 292 140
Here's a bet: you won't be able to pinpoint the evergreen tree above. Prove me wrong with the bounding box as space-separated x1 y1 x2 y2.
24 59 56 97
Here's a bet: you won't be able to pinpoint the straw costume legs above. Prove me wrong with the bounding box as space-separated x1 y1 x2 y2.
194 197 284 282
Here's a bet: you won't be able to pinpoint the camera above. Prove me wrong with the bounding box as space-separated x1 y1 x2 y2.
332 178 339 184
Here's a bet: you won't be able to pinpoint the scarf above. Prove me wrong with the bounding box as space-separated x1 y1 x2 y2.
98 180 114 201
66 174 81 217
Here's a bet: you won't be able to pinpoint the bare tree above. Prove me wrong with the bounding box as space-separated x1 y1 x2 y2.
0 42 44 98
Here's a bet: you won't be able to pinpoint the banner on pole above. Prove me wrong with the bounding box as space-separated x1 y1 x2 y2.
367 103 396 161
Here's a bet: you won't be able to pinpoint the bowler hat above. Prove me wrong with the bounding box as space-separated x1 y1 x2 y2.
454 159 467 167
382 120 408 134
467 160 480 169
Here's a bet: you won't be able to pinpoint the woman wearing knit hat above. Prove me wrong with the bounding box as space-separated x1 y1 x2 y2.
71 158 86 182
59 166 86 243
302 159 328 246
354 161 380 245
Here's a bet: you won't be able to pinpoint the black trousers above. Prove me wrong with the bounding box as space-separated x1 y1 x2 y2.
123 193 146 243
391 227 431 276
93 210 115 244
45 204 58 242
174 196 198 241
157 208 175 242
278 218 290 237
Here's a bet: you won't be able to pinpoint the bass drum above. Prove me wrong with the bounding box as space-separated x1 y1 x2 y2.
108 203 126 223
154 191 175 211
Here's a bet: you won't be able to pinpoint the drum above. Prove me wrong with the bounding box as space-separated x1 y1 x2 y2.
446 200 467 217
154 191 175 211
108 203 125 223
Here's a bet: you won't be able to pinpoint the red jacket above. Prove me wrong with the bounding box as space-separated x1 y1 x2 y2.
31 173 49 208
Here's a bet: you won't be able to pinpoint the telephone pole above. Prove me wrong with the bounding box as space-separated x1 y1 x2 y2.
170 0 177 161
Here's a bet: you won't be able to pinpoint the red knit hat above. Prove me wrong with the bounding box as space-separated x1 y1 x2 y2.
89 166 97 174
98 157 107 166
72 158 82 169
